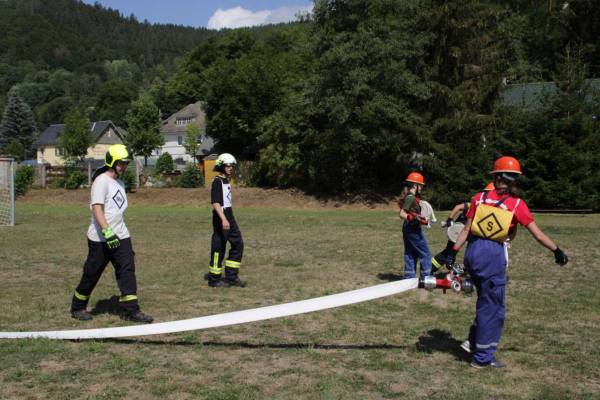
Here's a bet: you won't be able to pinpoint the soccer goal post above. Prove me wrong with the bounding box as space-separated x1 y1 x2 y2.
0 158 15 226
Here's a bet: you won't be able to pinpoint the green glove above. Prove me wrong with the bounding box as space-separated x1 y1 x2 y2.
102 227 120 249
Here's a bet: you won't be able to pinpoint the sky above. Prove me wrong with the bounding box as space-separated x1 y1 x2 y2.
81 1 313 29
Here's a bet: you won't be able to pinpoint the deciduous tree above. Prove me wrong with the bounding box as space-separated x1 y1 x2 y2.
58 107 91 161
184 121 201 164
124 94 164 165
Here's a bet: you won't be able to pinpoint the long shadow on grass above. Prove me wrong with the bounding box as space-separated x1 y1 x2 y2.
100 338 411 350
377 272 404 281
90 296 122 316
416 329 470 363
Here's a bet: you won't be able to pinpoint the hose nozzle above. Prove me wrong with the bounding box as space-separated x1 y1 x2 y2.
418 275 438 290
419 275 473 294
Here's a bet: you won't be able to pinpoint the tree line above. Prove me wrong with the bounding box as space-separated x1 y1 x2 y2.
1 0 599 209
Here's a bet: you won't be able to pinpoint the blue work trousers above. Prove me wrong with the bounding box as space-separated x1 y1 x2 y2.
464 237 507 365
402 222 432 279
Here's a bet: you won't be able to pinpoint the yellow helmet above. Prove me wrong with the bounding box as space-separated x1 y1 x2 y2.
105 144 132 168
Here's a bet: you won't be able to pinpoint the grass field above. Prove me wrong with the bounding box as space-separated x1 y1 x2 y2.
0 197 599 399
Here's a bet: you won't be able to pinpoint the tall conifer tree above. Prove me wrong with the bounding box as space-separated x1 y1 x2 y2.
0 88 37 157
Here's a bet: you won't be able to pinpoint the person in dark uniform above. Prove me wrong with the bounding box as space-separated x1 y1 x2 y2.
448 156 568 369
398 172 432 279
207 153 245 288
70 144 153 323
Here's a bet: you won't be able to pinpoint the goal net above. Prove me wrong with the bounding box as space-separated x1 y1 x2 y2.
0 158 15 226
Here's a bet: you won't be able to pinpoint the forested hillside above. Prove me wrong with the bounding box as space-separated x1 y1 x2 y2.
1 0 598 209
0 0 214 69
0 0 217 131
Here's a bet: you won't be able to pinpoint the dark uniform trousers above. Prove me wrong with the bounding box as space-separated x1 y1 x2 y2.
71 238 140 314
209 208 244 283
433 240 455 270
433 212 468 270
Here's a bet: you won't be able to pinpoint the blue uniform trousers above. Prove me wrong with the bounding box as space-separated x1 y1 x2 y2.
464 236 507 364
402 222 432 279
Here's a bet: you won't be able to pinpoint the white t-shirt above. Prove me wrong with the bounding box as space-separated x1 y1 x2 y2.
222 182 232 208
87 173 130 242
211 176 232 208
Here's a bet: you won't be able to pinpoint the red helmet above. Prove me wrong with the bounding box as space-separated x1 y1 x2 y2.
484 182 495 191
406 172 425 185
492 156 522 174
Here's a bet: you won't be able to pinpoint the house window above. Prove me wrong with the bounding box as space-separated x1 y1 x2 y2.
175 117 193 126
55 148 63 156
177 136 183 145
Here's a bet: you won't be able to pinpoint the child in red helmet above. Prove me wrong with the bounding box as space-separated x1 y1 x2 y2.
448 156 568 369
398 172 433 279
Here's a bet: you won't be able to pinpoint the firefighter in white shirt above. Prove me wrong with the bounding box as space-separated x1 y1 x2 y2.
70 144 153 323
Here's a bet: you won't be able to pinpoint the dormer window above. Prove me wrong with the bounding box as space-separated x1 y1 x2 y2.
175 117 194 126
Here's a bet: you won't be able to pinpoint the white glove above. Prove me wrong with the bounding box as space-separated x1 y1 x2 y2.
441 218 453 228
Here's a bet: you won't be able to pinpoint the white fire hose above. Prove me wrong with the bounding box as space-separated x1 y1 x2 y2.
0 279 418 340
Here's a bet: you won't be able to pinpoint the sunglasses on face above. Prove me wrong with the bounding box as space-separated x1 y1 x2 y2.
496 172 519 182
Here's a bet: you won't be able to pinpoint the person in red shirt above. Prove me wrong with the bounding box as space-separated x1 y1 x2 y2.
447 156 568 369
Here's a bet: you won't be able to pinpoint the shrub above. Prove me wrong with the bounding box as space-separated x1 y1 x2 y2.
236 160 258 187
64 170 87 190
5 139 26 162
122 167 137 192
50 178 65 189
179 163 204 188
15 165 35 196
155 152 174 175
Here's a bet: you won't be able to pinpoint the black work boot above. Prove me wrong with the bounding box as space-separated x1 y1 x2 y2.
471 360 507 369
122 311 154 324
207 273 226 287
225 276 246 288
71 309 93 321
224 266 245 287
209 280 229 288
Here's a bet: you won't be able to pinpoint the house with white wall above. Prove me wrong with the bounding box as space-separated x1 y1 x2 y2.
148 101 215 169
